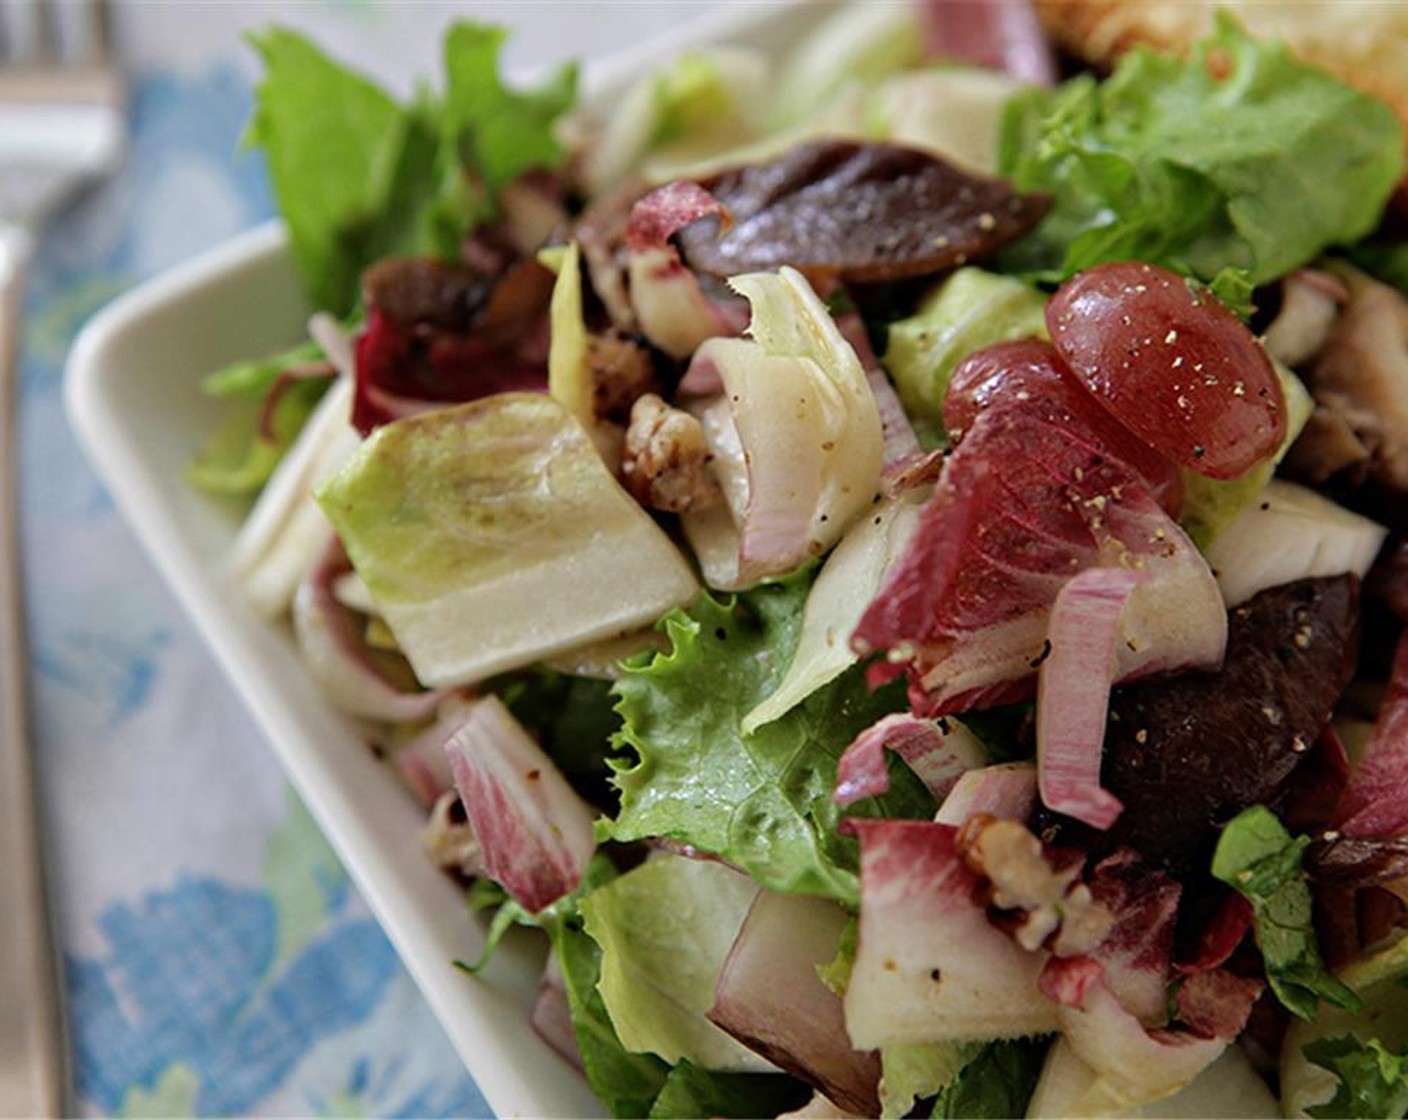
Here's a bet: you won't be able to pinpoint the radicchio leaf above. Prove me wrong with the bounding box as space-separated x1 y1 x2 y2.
853 342 1221 718
1036 568 1146 830
1335 632 1408 839
624 181 745 359
842 819 1057 1047
1039 956 1230 1115
444 695 596 912
834 713 985 807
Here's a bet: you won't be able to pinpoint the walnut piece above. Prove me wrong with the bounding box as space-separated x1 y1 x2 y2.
957 815 1114 955
422 792 483 878
621 393 721 513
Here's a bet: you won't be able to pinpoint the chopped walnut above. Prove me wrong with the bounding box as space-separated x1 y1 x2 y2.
621 393 721 513
957 815 1115 955
587 332 658 423
422 792 483 879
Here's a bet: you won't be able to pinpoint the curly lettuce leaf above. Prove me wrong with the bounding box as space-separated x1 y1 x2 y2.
1305 1036 1408 1120
246 23 576 314
1211 806 1362 1020
999 15 1405 305
607 571 934 905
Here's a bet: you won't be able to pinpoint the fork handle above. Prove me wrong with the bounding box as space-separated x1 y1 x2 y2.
0 224 67 1120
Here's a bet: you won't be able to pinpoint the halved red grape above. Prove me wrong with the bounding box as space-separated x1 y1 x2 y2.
945 339 1183 513
1046 263 1285 480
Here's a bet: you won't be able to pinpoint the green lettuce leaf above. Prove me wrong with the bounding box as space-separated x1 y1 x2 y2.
186 339 332 496
927 1037 1050 1119
493 670 620 804
1211 806 1362 1020
883 1042 980 1119
607 571 935 905
580 854 764 1070
246 23 577 314
462 857 671 1118
881 268 1048 446
999 15 1405 305
1305 1036 1408 1120
421 24 577 254
648 1061 809 1120
553 919 671 1119
246 28 435 314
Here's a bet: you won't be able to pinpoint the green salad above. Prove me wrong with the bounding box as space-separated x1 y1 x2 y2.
194 4 1408 1117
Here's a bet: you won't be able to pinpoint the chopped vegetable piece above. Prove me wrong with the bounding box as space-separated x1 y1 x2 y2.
444 695 597 912
1211 806 1361 1021
680 267 884 588
1036 567 1146 830
854 341 1221 717
709 891 881 1116
317 393 699 687
843 819 1058 1046
1044 577 1361 874
581 853 767 1071
1335 633 1408 841
608 573 932 905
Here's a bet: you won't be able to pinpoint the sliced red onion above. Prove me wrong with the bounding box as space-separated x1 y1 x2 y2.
531 953 584 1071
443 695 596 912
625 181 744 359
1036 568 1148 830
843 819 1056 1046
834 714 984 807
709 891 880 1116
934 763 1036 826
292 534 448 724
1336 632 1408 838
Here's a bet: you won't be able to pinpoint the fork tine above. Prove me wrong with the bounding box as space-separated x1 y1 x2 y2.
0 3 13 65
32 0 58 63
88 0 113 64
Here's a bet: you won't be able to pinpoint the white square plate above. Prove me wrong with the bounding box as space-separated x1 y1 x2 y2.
64 4 821 1117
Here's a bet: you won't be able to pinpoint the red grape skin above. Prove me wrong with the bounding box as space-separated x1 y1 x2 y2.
1046 263 1286 480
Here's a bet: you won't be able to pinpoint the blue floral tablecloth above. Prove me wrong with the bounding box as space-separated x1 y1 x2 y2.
27 3 694 1114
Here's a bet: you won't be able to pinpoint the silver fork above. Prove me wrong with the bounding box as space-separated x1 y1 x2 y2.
0 2 123 1116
